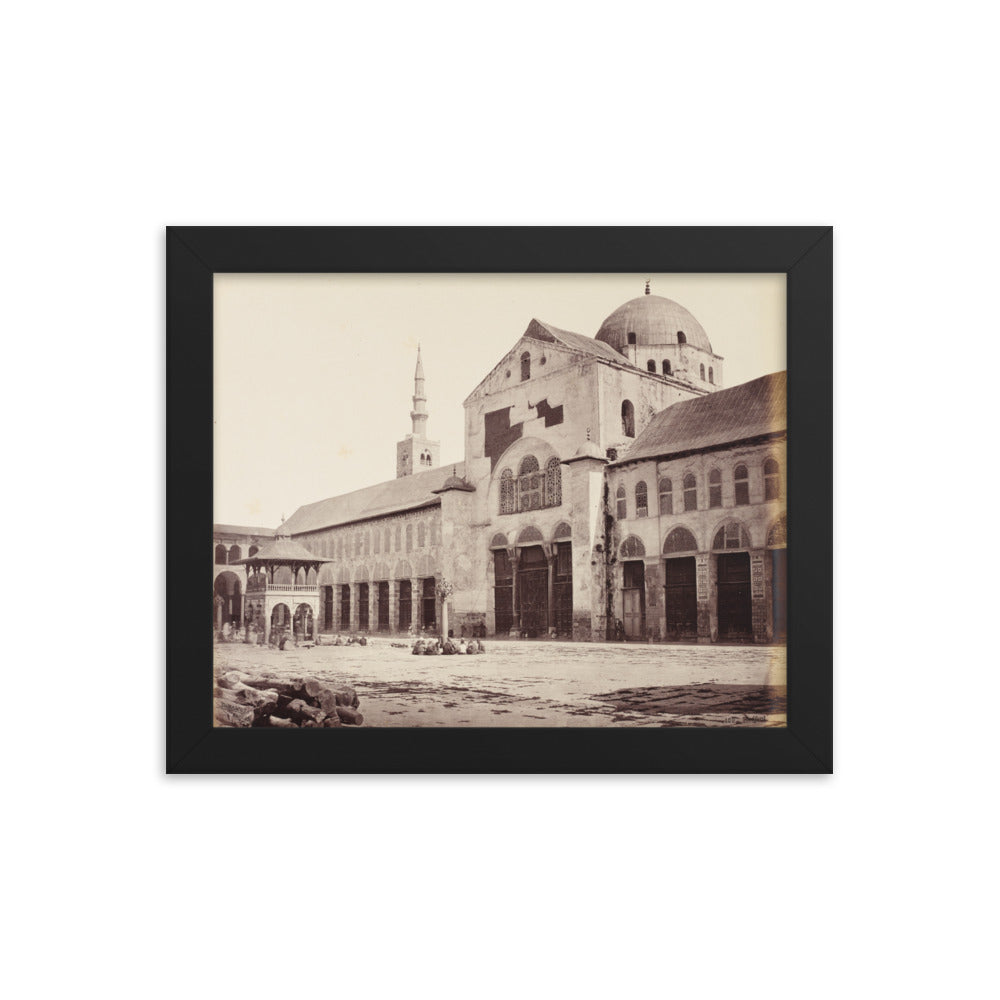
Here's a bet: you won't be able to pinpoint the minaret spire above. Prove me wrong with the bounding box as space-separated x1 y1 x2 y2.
396 345 439 478
411 343 428 436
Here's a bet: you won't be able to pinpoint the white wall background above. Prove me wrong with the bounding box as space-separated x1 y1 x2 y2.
4 2 995 999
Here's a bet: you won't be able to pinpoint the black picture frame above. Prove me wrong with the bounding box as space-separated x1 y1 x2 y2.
168 226 832 774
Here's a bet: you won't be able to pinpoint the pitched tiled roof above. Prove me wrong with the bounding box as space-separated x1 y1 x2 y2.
524 318 627 364
614 371 787 464
234 538 331 563
280 463 465 536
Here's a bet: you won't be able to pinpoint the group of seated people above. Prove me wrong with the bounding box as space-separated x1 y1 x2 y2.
327 634 369 647
412 637 486 655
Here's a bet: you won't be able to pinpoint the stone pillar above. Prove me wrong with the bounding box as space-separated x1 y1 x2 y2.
545 545 555 636
750 549 769 643
643 558 661 641
412 577 422 631
387 581 397 633
696 553 712 644
510 549 521 636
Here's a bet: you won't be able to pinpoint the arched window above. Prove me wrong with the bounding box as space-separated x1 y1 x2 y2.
518 455 542 511
355 533 362 557
616 484 627 520
700 363 706 380
621 399 635 438
627 332 636 345
647 360 656 373
418 522 426 548
374 530 381 555
658 477 673 515
708 366 714 384
677 331 687 345
664 527 698 554
708 468 722 508
662 359 671 375
405 523 413 552
499 468 515 514
215 544 227 564
734 464 750 506
620 536 645 559
228 544 241 563
764 458 780 501
545 457 562 507
683 473 697 511
635 481 648 518
520 351 531 381
713 522 751 550
249 545 259 558
394 524 401 551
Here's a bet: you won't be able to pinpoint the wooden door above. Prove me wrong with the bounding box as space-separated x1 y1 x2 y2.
664 557 697 640
622 560 645 639
517 545 547 637
717 552 752 641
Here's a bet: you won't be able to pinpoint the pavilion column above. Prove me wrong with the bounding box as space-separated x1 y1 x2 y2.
388 581 397 633
350 584 360 632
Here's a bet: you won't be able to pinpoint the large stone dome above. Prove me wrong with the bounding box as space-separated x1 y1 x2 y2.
595 294 712 353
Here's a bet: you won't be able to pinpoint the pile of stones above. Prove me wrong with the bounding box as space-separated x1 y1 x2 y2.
214 671 364 728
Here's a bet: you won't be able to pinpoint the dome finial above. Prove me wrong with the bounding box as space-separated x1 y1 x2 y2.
644 279 650 295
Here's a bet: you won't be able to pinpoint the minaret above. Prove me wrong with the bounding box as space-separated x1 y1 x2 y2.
396 345 440 478
411 344 428 437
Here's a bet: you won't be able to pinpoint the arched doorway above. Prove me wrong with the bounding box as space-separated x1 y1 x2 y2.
271 602 291 634
620 536 646 639
517 545 547 637
712 521 753 642
213 571 242 630
293 603 314 640
663 527 698 641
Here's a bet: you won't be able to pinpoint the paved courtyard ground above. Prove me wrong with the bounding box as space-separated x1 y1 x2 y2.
215 639 787 727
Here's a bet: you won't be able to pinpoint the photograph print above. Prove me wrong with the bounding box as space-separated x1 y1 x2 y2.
212 272 787 730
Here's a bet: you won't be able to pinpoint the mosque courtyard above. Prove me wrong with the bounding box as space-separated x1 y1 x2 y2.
214 639 787 727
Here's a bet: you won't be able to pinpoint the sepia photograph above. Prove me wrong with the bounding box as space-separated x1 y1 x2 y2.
212 272 788 729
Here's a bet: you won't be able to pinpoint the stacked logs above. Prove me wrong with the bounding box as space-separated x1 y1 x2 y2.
214 671 364 728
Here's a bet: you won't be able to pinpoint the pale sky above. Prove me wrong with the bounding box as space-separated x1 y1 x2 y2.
214 273 786 529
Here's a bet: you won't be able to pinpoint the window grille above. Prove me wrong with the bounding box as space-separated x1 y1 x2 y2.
734 464 750 506
683 473 697 511
709 468 722 508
